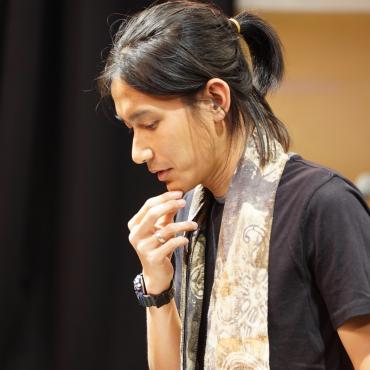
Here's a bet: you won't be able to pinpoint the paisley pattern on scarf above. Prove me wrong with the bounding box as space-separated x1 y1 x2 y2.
180 189 211 370
180 136 289 370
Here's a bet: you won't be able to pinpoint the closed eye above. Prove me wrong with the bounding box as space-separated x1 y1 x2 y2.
144 120 159 130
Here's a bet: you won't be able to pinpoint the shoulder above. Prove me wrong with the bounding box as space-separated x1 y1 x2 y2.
273 154 370 266
285 156 370 328
304 172 370 258
287 154 370 225
308 175 369 217
278 154 368 215
282 154 370 239
281 154 341 191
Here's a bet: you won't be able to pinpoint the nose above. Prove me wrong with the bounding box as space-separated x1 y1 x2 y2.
131 133 153 164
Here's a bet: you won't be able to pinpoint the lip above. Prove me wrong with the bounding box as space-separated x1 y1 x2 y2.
156 169 172 181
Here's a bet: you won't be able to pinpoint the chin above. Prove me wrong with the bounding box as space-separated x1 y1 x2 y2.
166 182 185 193
166 178 199 194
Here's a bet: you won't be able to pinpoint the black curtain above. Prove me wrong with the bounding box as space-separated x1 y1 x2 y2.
0 1 233 369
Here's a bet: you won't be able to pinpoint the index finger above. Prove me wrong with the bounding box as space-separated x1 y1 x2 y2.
128 191 183 231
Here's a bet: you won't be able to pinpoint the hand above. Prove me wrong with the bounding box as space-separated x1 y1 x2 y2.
128 191 198 294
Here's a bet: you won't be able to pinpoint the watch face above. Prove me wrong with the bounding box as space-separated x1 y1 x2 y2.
133 274 143 293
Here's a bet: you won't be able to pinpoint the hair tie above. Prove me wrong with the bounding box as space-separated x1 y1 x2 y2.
229 18 240 34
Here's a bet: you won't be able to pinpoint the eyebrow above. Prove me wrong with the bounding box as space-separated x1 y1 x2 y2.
128 109 151 122
118 109 152 127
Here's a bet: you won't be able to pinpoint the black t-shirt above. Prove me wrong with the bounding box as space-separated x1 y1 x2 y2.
174 155 370 369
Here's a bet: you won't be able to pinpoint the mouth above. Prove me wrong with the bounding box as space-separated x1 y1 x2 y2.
154 169 172 182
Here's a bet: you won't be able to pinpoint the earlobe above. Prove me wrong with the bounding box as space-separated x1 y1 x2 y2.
211 100 226 122
204 77 231 115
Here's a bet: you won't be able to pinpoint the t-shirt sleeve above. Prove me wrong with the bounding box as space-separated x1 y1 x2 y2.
305 175 370 329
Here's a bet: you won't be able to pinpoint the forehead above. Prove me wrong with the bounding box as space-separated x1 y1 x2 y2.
111 79 147 104
110 79 186 120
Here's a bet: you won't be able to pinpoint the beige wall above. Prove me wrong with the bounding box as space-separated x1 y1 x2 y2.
253 12 370 182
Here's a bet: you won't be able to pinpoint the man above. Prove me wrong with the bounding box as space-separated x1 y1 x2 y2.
100 1 370 368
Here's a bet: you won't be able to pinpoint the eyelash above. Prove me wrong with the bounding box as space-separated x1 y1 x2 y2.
145 121 159 130
127 122 158 135
114 115 158 134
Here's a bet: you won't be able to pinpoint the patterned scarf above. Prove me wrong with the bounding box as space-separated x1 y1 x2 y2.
179 136 289 370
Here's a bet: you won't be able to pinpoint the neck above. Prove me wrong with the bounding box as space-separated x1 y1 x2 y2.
205 132 246 198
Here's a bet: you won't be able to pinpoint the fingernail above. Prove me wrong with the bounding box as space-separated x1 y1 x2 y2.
191 222 198 228
172 191 183 197
177 199 186 206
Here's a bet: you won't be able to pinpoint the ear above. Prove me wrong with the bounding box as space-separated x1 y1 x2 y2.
201 78 231 121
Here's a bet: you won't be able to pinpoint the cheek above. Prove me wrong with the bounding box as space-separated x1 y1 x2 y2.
160 111 213 168
167 130 196 163
186 128 214 162
191 134 215 166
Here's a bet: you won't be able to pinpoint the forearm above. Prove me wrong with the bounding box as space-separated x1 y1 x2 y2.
147 299 181 370
338 314 370 370
126 192 193 369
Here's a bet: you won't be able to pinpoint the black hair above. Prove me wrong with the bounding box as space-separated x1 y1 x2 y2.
98 0 290 165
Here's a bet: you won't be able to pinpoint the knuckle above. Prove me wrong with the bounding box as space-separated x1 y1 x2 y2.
146 206 159 220
163 192 174 202
145 197 155 208
128 226 138 245
131 224 139 233
128 232 135 245
136 240 146 253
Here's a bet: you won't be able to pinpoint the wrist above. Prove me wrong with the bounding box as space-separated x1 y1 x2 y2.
133 273 174 308
142 272 172 295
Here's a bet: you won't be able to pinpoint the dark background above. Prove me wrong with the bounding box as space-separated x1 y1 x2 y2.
0 1 233 369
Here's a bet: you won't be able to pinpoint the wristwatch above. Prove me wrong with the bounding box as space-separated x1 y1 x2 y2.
133 273 174 308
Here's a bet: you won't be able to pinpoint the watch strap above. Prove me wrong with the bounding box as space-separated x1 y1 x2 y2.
133 273 174 308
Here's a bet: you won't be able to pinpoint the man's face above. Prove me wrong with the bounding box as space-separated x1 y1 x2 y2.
111 79 218 193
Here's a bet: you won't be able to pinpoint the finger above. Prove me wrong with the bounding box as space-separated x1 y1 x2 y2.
154 221 198 242
132 221 196 257
154 211 176 230
151 236 189 261
161 209 177 226
128 191 183 231
139 199 186 235
129 199 187 246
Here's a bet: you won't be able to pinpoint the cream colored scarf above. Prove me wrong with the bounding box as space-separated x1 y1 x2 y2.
179 136 289 370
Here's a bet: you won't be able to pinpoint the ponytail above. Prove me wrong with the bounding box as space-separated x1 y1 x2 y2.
235 13 284 97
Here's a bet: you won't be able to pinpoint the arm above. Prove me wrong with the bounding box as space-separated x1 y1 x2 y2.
338 314 370 370
146 299 181 370
128 191 197 370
